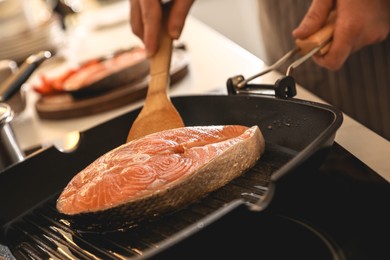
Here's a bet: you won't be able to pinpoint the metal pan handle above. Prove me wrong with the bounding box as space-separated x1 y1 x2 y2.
232 12 335 89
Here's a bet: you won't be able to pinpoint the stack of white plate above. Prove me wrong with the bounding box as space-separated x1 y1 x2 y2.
0 0 65 64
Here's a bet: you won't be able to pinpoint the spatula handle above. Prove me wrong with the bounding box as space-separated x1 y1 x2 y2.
295 12 335 55
148 4 172 91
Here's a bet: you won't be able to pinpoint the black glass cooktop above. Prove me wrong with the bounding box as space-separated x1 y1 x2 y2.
150 143 390 260
1 142 388 260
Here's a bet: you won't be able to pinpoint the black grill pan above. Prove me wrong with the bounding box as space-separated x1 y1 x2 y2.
0 93 343 259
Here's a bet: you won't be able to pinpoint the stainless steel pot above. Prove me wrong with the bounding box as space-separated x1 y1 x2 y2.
0 103 24 170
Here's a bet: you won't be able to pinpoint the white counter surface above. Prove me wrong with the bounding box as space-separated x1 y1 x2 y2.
11 2 389 182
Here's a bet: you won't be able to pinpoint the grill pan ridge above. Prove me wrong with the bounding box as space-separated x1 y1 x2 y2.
0 94 343 259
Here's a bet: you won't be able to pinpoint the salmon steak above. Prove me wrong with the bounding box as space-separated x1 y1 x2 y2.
32 47 149 97
56 125 265 231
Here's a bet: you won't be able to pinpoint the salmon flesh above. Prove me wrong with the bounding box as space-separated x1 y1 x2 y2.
56 125 265 231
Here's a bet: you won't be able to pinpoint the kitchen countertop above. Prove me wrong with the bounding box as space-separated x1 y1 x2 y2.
11 1 389 182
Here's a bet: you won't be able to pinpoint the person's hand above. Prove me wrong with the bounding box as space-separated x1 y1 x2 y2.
292 0 390 70
130 0 195 57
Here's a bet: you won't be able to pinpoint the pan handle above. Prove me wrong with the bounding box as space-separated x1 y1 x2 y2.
228 11 336 93
0 51 51 102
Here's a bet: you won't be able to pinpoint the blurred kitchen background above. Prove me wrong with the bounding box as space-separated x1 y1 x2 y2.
0 0 265 65
190 0 265 59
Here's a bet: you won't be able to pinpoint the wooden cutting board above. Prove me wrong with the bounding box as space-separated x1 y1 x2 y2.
35 49 189 120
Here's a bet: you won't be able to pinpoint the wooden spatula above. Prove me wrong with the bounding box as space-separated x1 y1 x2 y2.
127 7 184 142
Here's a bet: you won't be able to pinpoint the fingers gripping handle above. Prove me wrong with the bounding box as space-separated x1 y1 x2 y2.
295 13 335 55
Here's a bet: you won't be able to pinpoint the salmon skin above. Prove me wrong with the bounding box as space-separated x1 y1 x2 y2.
56 125 265 231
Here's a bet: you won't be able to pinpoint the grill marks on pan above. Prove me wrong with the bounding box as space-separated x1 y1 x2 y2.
1 148 292 260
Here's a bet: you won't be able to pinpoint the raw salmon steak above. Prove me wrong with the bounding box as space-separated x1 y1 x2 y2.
56 125 265 230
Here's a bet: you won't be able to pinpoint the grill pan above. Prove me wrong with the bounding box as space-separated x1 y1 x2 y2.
0 87 343 259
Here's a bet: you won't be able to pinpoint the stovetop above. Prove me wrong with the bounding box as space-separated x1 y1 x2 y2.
1 142 388 260
149 143 390 260
267 142 389 260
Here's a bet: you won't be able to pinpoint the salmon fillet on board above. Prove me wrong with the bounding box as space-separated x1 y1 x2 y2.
56 125 265 231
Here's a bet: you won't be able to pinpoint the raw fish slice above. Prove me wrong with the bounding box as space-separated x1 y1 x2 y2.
56 125 265 231
33 47 149 97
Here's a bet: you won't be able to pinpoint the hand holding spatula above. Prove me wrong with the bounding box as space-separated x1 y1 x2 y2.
127 3 184 142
